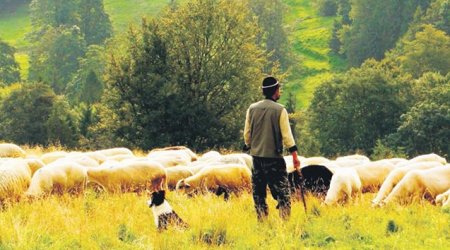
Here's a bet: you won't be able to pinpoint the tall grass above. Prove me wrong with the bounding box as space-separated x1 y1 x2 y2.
0 191 448 249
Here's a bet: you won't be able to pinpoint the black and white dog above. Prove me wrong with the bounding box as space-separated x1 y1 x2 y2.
147 190 188 231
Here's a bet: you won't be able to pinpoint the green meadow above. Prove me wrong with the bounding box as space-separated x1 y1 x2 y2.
0 191 448 249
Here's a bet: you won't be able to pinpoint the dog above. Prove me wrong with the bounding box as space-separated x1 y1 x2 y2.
147 190 189 231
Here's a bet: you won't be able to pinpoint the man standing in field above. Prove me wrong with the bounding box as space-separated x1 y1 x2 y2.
243 76 301 221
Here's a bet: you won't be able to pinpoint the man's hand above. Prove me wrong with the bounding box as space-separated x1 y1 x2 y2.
292 151 301 174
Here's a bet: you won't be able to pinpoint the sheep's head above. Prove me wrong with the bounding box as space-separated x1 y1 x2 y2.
175 179 194 197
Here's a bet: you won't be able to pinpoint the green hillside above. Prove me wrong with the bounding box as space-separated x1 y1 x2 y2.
284 0 347 108
0 0 345 107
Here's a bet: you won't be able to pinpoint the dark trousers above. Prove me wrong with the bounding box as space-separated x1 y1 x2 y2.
252 156 291 221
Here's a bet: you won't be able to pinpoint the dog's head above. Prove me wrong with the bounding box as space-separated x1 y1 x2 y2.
149 190 166 207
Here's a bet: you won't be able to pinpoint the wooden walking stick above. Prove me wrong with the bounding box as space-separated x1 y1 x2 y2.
296 169 307 214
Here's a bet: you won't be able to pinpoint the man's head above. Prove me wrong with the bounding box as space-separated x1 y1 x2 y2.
262 76 280 101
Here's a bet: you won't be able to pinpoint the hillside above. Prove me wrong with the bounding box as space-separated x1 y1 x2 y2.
0 0 345 108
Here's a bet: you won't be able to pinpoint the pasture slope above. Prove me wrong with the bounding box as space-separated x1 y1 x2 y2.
0 0 344 108
0 191 449 249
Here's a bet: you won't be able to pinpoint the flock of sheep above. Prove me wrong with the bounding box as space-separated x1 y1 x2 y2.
0 143 449 209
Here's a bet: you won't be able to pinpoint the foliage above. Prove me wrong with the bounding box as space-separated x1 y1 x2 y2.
341 0 431 66
0 40 20 85
66 45 106 104
0 82 56 145
400 24 450 78
316 0 338 17
28 26 86 94
102 0 264 151
249 0 292 70
306 60 410 156
421 0 450 35
46 96 80 148
79 0 112 45
389 73 450 158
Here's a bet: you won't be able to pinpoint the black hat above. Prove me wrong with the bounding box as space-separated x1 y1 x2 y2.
262 76 279 89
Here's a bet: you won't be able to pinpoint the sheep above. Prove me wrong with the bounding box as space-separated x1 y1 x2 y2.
86 160 166 193
324 167 362 205
353 160 396 192
0 159 45 205
165 166 194 190
40 151 68 164
95 147 134 157
302 156 330 167
436 189 450 208
381 165 450 205
176 164 251 200
197 151 221 162
371 161 444 206
25 162 88 198
0 143 26 158
336 154 371 163
148 155 191 168
52 154 100 168
148 146 198 162
409 153 447 165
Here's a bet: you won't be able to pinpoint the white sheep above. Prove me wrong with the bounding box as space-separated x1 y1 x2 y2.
382 165 450 205
0 143 26 158
165 166 194 190
353 160 396 192
87 160 166 193
324 167 362 205
372 161 444 206
95 147 134 157
436 189 450 208
148 146 198 162
409 153 447 165
302 156 330 167
25 162 88 198
176 164 251 200
40 151 68 164
0 159 44 204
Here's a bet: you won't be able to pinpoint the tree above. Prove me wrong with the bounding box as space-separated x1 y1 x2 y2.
66 45 105 104
307 60 410 156
249 0 291 70
317 0 338 17
387 73 449 158
79 0 112 45
421 0 450 35
0 40 20 85
401 25 450 78
102 0 264 150
0 82 56 145
46 96 80 148
28 26 86 94
342 0 431 66
29 0 80 36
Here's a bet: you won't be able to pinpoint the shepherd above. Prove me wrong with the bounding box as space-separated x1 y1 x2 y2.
243 76 302 221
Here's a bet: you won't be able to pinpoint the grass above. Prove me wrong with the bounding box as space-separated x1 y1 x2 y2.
0 191 448 249
282 0 347 108
0 4 31 49
103 0 177 33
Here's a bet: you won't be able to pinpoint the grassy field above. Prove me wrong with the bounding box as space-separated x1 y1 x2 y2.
0 191 449 249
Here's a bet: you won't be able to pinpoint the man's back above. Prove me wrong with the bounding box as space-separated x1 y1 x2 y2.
248 99 284 158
